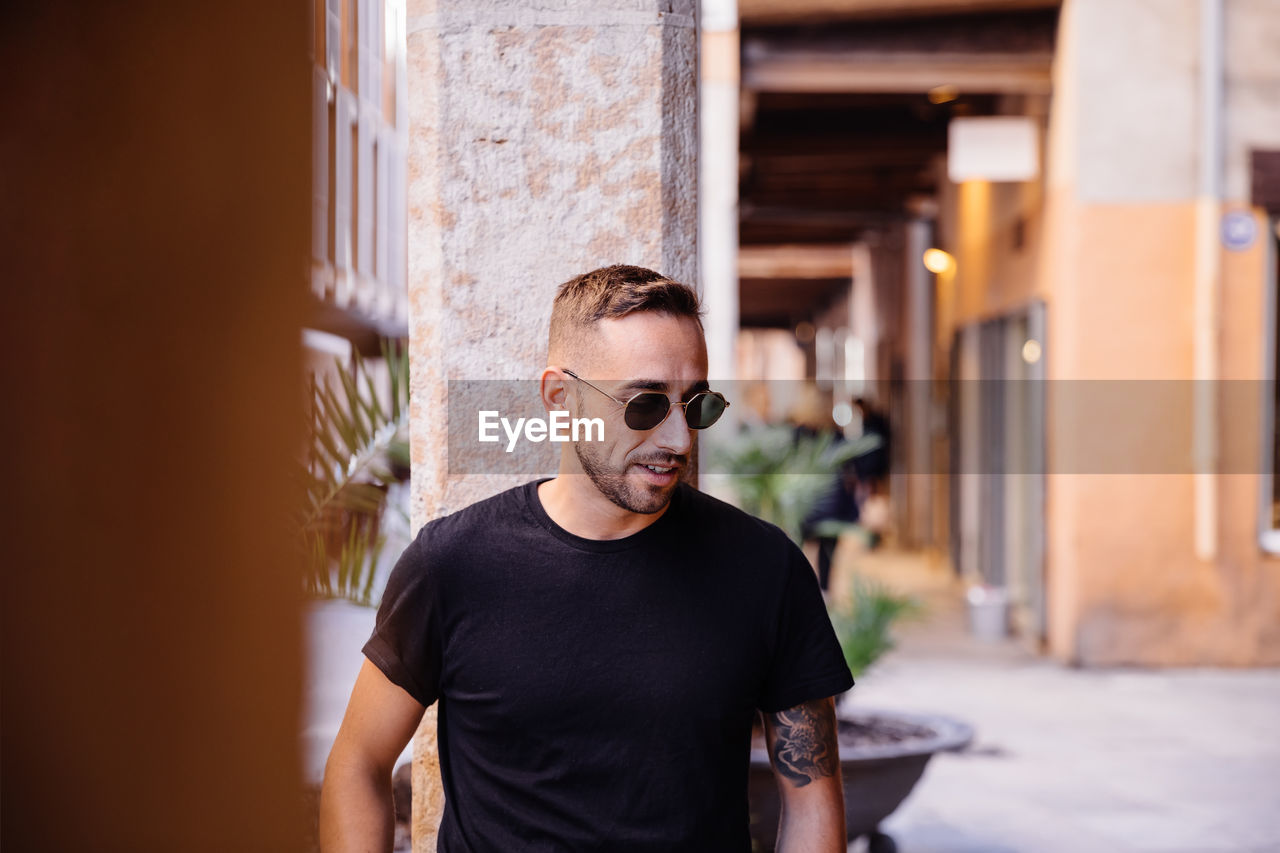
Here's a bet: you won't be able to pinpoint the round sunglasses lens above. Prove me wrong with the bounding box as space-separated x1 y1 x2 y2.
624 393 672 430
685 393 726 429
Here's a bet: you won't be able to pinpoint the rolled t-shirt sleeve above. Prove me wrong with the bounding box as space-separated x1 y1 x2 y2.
362 529 443 709
757 543 855 713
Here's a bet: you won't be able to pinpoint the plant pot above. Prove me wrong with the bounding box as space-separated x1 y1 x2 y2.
748 707 973 852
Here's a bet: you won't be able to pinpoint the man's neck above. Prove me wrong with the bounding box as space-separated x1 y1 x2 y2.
536 476 671 541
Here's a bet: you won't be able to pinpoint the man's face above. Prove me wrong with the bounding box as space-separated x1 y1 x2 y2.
567 311 709 515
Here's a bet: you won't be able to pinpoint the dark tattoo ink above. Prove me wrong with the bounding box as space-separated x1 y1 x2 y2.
765 699 839 788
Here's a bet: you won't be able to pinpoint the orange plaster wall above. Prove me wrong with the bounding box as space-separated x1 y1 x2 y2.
1064 204 1197 380
1046 202 1280 664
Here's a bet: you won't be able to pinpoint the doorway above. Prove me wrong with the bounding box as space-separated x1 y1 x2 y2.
951 303 1047 643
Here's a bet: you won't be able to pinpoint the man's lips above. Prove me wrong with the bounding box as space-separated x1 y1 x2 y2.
631 458 686 476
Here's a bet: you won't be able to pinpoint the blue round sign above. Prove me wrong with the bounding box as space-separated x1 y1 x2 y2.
1221 211 1257 252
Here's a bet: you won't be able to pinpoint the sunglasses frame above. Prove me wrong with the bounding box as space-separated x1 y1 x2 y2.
559 368 730 431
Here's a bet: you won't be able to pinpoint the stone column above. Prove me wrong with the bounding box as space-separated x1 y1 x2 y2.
404 1 698 847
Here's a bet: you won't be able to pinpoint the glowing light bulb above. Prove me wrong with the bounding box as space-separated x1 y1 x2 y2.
923 248 954 274
1022 339 1042 365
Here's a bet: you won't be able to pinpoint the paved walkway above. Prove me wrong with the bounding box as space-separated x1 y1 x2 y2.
830 546 1280 853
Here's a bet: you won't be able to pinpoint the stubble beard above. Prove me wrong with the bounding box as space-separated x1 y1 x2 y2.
573 439 677 515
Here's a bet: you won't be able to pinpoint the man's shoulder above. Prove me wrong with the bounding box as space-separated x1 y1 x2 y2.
378 483 534 606
670 484 808 594
674 482 794 549
414 481 532 552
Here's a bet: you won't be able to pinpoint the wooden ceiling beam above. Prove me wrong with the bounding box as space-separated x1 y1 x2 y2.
739 0 1060 26
739 244 855 279
739 208 896 245
741 206 902 225
743 188 933 212
740 8 1058 95
745 151 943 170
747 171 934 189
743 53 1052 95
741 226 868 245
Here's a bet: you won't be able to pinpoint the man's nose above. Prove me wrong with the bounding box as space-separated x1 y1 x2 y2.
652 403 693 455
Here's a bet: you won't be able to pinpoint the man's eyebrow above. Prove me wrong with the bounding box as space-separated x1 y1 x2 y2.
615 378 711 396
614 379 668 395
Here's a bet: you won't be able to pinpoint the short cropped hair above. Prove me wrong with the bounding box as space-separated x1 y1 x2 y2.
548 265 703 361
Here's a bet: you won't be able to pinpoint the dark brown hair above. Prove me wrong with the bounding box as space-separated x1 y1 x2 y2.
548 265 702 359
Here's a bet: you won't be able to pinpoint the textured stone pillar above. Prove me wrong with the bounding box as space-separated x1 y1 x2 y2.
404 1 698 847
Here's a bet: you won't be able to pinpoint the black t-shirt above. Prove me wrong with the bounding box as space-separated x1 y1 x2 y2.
363 480 854 852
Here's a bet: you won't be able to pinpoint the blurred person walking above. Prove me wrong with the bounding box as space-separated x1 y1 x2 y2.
850 399 889 496
850 398 891 543
790 391 861 593
801 461 860 593
320 266 853 852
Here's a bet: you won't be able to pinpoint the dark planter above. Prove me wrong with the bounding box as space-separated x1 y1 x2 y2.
748 707 974 853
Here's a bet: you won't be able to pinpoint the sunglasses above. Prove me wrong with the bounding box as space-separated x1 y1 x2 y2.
560 369 730 431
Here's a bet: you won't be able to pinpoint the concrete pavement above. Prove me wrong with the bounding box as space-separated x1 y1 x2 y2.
833 547 1280 853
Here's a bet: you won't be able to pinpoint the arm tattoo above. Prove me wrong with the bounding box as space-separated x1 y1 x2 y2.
765 698 839 788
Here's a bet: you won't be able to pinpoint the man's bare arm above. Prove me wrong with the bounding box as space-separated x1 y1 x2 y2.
320 659 426 853
763 696 847 853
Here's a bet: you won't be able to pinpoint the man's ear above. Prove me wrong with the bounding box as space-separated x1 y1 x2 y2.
539 366 571 413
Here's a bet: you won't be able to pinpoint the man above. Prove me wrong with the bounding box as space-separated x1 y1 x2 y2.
320 265 853 852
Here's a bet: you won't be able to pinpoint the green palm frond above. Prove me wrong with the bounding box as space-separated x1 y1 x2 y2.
828 577 920 679
712 426 881 544
297 338 410 606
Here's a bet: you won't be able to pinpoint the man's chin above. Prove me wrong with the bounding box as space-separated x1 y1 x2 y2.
620 469 677 512
573 443 680 515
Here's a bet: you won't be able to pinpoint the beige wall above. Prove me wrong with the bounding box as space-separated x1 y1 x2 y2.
942 0 1280 664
